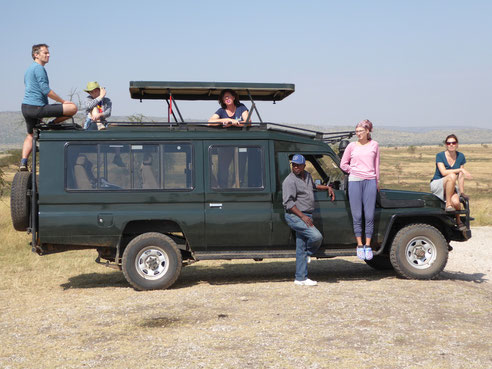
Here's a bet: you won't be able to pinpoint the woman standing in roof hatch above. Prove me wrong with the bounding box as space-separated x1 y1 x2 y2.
208 89 249 127
340 119 380 261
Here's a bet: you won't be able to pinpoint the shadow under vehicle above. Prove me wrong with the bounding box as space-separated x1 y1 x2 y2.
10 81 472 290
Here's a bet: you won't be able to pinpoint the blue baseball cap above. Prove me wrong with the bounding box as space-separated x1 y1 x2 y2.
291 154 305 164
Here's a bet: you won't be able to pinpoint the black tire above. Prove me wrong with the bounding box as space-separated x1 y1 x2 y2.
122 232 182 291
390 224 448 280
364 254 394 270
10 172 32 231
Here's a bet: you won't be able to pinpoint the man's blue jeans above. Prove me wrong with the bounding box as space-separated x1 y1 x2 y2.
84 118 98 130
285 213 323 281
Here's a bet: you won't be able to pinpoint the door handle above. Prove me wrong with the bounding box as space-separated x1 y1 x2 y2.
209 203 223 208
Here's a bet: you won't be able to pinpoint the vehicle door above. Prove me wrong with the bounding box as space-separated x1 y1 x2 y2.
204 140 272 250
273 152 355 248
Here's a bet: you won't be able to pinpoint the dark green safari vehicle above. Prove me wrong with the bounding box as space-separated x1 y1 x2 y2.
10 82 472 290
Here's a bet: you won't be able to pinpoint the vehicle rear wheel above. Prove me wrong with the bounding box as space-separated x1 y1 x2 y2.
122 232 182 291
10 172 32 231
390 224 448 279
364 254 394 270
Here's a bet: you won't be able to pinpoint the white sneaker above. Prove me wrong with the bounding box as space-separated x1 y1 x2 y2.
294 278 318 286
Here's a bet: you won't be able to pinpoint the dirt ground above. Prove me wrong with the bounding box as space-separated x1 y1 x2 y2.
1 228 491 369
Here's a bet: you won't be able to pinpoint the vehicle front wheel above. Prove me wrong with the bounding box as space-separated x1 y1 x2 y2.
390 224 448 280
122 232 182 291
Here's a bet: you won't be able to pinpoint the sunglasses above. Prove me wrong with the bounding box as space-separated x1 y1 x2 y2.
446 141 457 145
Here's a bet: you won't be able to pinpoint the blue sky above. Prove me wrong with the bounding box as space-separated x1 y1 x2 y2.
2 0 491 128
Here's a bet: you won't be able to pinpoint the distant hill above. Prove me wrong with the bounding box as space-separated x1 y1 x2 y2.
2 111 491 148
296 124 492 147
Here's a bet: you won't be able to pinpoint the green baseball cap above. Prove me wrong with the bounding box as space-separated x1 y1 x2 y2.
84 81 101 92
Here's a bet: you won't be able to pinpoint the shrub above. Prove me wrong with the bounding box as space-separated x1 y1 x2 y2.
0 149 22 167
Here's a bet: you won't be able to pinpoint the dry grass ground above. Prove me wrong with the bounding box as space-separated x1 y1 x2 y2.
0 144 491 368
1 199 492 368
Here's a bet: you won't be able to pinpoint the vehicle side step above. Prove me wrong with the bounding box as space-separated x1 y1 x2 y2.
193 248 356 261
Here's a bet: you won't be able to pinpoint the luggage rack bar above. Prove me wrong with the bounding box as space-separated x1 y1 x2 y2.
261 123 355 142
106 121 355 143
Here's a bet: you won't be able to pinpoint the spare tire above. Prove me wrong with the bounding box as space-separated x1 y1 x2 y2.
10 172 32 231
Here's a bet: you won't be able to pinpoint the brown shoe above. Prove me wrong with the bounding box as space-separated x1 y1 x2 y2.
457 223 467 232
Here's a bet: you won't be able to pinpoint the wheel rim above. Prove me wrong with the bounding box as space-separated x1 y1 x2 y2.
404 236 437 269
135 246 170 280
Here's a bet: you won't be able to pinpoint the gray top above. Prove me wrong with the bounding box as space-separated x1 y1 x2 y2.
84 96 112 122
282 171 316 213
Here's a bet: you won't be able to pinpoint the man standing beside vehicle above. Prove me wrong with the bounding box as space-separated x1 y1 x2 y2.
282 154 335 286
20 44 77 171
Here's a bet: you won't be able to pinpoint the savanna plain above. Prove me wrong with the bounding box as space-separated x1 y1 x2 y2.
0 145 491 369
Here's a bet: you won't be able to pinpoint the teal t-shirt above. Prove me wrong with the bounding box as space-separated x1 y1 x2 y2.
22 62 50 106
432 151 466 180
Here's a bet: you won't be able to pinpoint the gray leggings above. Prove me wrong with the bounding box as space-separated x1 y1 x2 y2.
348 179 377 239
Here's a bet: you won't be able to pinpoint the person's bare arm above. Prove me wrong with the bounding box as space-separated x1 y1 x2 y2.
47 90 71 104
459 165 472 179
315 184 335 201
208 113 238 126
437 162 470 178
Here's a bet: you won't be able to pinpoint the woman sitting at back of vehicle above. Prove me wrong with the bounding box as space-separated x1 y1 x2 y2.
208 89 249 127
430 134 472 231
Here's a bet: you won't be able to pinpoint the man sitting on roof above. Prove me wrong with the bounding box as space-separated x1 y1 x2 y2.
208 89 249 127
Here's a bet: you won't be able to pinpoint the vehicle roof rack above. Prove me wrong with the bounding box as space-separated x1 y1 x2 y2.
105 121 355 143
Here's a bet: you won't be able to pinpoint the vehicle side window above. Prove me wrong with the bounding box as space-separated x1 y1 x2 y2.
132 145 160 189
99 144 131 189
66 143 193 191
163 143 193 189
309 155 345 185
283 153 345 189
66 145 98 190
209 145 264 190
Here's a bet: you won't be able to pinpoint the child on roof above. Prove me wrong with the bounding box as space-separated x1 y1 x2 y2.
83 81 112 130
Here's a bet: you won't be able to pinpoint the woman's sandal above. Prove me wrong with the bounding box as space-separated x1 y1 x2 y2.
457 223 467 232
445 205 455 212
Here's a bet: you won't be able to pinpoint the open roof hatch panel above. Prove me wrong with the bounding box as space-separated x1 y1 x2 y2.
129 81 295 102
